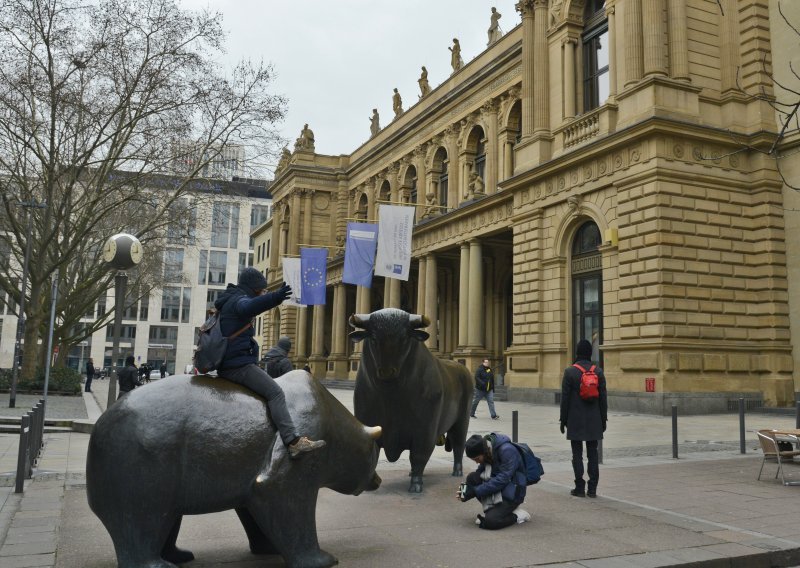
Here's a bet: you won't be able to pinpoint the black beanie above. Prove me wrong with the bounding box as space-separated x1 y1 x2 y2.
277 336 292 351
465 434 487 458
576 339 593 360
125 355 135 366
238 267 267 294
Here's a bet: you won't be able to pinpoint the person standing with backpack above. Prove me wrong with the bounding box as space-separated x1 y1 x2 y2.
261 336 293 378
559 339 607 498
470 359 499 420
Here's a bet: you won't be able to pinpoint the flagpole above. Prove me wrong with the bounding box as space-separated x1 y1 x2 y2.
297 244 344 249
376 199 450 210
344 217 379 222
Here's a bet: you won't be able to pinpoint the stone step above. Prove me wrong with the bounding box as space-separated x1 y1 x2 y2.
0 424 74 434
0 416 73 427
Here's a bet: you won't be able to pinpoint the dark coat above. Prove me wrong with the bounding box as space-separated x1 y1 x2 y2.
559 359 607 441
473 433 527 505
263 345 292 377
474 364 494 392
215 284 285 370
86 361 95 379
118 364 141 393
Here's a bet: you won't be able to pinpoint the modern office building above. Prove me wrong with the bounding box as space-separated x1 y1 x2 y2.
254 0 800 413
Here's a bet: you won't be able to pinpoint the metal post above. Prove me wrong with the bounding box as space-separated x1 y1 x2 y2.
9 212 34 408
43 270 59 406
671 405 678 459
512 410 519 442
738 398 746 454
15 415 30 493
106 271 128 408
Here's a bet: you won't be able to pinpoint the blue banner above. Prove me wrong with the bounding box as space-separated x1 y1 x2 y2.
300 248 328 305
343 223 378 287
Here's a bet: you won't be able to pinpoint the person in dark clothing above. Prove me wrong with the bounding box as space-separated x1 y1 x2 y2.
118 355 142 395
262 336 293 378
458 433 530 530
559 339 608 498
215 267 324 460
470 359 498 419
159 362 167 379
85 358 95 393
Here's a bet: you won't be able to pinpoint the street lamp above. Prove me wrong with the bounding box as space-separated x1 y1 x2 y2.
9 199 47 409
102 233 143 408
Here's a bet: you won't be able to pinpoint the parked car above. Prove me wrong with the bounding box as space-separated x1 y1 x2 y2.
150 369 169 380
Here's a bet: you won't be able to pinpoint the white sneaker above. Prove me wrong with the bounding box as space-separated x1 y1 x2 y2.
513 508 531 524
475 516 482 525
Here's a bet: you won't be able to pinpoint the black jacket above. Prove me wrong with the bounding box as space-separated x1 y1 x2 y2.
215 284 286 370
86 361 95 378
559 358 608 441
474 364 494 392
262 345 292 377
118 364 141 393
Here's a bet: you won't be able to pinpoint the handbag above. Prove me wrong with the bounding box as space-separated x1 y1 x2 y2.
193 313 251 374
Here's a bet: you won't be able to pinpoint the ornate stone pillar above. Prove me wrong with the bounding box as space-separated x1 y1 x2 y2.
503 139 514 180
269 206 281 271
642 0 667 77
516 0 536 140
280 220 289 255
302 189 313 246
388 278 400 309
667 0 689 81
445 125 461 207
563 37 577 119
606 4 618 99
331 285 345 357
359 283 371 313
719 0 739 92
533 0 549 133
289 190 301 255
416 256 426 315
482 101 499 194
467 239 484 347
425 254 438 352
624 0 644 87
458 242 470 347
311 304 325 357
296 308 308 361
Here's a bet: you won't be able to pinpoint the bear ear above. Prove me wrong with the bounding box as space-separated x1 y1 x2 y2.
349 330 368 343
410 330 429 342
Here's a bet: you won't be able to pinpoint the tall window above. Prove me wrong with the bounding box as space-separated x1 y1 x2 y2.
209 251 227 284
161 287 181 322
474 138 486 181
164 249 184 282
167 198 196 245
439 161 449 208
211 202 240 248
582 0 609 112
571 221 603 363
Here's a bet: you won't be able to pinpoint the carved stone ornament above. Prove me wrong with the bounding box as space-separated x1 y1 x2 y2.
673 144 684 158
568 195 580 213
549 0 564 27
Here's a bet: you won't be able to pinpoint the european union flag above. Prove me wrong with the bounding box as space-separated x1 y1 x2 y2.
300 248 327 305
343 223 378 287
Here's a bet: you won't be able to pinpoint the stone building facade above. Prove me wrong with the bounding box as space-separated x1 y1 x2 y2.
257 0 799 413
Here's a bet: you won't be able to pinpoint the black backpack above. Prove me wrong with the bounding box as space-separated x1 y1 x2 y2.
509 441 544 485
193 313 250 374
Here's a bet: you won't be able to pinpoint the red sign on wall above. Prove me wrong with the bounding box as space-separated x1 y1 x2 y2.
645 377 655 392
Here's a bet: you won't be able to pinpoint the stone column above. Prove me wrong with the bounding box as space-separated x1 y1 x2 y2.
482 101 499 194
624 0 644 87
311 304 325 357
416 257 426 315
296 308 308 360
504 139 514 179
280 221 289 255
331 284 345 357
533 0 550 133
719 0 739 92
563 38 577 119
458 242 470 347
667 0 689 81
359 283 371 313
289 190 301 255
606 5 618 98
269 207 281 271
383 278 391 308
467 239 484 347
388 278 400 309
516 0 536 140
302 189 313 246
642 0 667 77
424 254 438 352
446 127 461 208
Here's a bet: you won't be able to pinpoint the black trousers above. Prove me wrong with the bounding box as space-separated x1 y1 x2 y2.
571 439 599 492
466 471 521 530
84 374 93 392
222 364 300 446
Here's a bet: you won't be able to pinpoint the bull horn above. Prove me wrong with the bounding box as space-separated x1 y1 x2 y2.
363 425 382 440
409 314 431 329
349 313 371 329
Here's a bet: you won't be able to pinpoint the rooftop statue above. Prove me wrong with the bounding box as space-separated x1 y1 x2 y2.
392 88 403 118
449 38 464 73
418 66 431 97
276 147 291 173
369 108 380 138
294 123 315 151
488 7 503 45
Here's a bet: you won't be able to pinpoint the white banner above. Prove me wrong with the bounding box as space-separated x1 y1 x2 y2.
281 257 305 307
375 204 414 281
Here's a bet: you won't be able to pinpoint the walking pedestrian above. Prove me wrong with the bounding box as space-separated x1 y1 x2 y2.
85 358 95 393
118 355 142 396
470 359 499 419
559 339 607 497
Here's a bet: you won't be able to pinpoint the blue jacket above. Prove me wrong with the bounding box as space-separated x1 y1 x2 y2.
214 284 285 370
473 433 527 504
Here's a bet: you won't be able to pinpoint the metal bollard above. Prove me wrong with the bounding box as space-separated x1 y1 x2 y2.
15 415 31 493
739 398 746 454
512 410 519 443
672 405 678 459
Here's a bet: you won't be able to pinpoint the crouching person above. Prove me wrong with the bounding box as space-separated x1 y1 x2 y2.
458 433 531 529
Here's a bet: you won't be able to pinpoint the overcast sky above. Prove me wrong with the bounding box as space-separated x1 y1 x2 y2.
181 0 521 175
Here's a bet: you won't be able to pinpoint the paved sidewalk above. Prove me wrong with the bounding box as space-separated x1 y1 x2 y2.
1 377 800 567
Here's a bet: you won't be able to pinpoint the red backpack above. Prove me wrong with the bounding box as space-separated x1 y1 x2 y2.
573 363 600 400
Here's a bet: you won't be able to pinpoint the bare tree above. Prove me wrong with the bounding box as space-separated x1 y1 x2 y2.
0 0 286 380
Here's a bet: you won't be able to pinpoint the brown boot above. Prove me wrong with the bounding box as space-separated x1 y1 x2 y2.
288 436 326 459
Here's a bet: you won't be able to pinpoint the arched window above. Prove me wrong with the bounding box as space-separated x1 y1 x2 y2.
571 221 603 363
433 147 448 209
582 0 609 112
474 137 486 181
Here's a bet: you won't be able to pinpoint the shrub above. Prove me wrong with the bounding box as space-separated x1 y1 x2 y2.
0 366 81 394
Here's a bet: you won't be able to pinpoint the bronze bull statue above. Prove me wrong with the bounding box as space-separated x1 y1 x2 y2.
349 308 472 493
86 371 381 568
